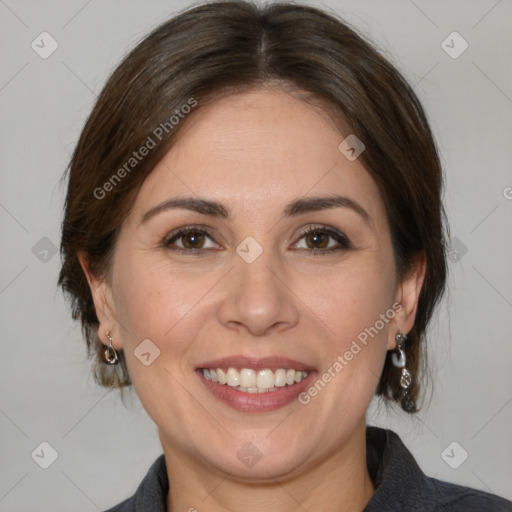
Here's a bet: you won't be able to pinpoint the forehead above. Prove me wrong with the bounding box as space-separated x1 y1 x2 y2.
129 88 385 221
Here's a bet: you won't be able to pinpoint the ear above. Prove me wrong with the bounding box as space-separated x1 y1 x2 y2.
78 251 121 350
387 251 426 350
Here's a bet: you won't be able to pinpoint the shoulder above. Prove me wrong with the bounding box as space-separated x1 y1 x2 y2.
365 426 512 512
427 477 512 511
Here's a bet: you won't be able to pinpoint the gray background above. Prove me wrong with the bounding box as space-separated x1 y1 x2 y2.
1 0 511 510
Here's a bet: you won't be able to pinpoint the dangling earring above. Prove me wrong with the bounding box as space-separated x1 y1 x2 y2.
104 331 119 365
391 331 415 413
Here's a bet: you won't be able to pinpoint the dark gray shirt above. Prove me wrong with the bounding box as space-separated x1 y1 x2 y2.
104 426 512 511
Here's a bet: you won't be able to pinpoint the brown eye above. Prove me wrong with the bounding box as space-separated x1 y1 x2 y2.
181 231 205 249
293 225 351 254
305 231 329 249
163 226 219 252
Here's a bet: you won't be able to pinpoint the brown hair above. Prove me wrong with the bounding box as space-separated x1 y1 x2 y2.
58 0 447 412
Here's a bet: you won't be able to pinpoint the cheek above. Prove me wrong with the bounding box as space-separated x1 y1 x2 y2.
111 254 203 352
303 259 395 395
309 261 395 338
110 256 212 420
110 251 229 385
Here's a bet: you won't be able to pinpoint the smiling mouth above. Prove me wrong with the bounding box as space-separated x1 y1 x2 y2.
195 356 316 412
199 367 310 393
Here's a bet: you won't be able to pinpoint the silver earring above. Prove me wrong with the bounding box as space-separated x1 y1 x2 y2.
104 331 119 365
392 331 415 413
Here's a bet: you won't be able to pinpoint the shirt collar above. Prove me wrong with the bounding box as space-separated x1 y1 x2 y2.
364 426 434 511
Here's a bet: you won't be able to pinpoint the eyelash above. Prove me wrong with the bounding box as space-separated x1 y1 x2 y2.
162 224 351 255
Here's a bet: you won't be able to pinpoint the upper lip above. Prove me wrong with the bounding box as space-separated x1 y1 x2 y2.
196 355 315 372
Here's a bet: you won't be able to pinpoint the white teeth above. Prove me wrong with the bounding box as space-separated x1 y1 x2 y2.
239 368 256 388
274 368 287 387
227 368 240 387
217 368 226 385
257 369 274 389
203 367 310 392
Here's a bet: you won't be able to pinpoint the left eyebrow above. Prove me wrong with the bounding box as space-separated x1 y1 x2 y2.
139 194 373 228
283 195 373 227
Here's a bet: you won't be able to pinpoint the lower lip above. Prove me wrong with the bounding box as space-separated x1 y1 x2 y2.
196 370 316 412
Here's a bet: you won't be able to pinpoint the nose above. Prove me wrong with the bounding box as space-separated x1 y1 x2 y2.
217 251 300 336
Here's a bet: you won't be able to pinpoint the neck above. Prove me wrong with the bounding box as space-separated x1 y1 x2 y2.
162 418 375 512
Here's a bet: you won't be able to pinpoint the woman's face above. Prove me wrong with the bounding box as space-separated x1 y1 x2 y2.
89 88 422 479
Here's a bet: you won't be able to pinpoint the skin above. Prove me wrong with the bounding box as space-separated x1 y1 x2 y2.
80 88 425 512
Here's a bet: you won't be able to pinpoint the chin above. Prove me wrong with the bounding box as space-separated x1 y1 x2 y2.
197 437 312 482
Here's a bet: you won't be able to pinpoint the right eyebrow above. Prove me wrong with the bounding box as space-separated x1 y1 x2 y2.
140 197 229 225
